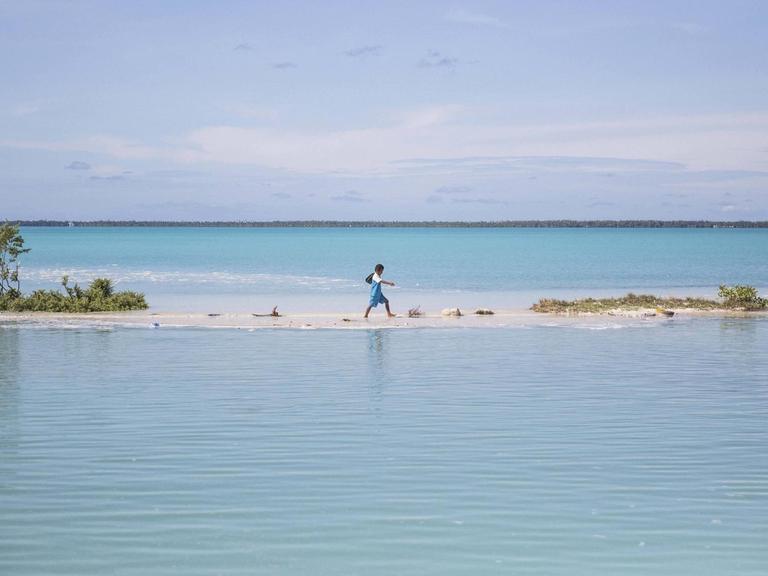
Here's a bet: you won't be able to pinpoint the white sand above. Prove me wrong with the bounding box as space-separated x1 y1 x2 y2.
2 307 764 330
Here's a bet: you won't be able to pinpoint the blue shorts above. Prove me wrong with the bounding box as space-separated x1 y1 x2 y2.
369 283 388 307
369 293 389 307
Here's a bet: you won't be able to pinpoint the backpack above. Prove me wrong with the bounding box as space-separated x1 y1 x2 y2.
365 272 374 285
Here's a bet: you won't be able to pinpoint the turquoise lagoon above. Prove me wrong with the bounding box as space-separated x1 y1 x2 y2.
16 227 768 311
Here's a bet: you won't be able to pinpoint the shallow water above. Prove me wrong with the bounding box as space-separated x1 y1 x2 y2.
2 319 767 575
18 227 768 311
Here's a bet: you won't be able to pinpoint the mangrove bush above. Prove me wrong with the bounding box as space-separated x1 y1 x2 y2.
718 285 767 310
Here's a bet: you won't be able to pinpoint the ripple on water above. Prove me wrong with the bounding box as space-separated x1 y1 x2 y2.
1 320 767 575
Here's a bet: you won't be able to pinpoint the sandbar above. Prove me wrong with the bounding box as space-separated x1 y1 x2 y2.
2 307 766 331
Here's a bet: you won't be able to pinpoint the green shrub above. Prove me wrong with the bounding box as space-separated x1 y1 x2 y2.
89 277 114 298
1 276 147 312
718 285 767 310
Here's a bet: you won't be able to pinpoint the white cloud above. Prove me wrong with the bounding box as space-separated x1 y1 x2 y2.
176 112 768 174
3 111 768 176
445 7 509 29
399 105 465 127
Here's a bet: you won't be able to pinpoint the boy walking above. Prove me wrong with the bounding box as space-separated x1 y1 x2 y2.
364 263 396 318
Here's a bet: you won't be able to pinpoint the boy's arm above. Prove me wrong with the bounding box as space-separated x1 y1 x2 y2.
382 280 396 286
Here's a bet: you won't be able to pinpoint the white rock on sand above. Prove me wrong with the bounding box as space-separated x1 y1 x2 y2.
441 307 462 316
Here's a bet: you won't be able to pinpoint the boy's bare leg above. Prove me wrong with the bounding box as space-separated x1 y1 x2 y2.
364 305 372 318
385 301 395 318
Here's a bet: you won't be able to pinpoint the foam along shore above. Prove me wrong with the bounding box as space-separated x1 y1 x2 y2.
2 306 766 330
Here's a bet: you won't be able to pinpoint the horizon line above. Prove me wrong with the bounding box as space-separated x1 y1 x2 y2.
7 219 768 228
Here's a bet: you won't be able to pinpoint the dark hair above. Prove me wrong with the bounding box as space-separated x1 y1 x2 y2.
375 263 384 272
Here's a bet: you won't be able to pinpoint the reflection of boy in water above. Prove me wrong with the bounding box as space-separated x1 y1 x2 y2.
364 263 396 318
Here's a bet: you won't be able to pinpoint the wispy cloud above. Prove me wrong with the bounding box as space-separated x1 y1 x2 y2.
331 190 370 203
273 61 297 70
399 105 464 128
665 171 768 194
445 7 509 29
89 174 126 181
88 166 132 181
418 51 458 69
396 156 685 174
5 112 768 177
345 44 381 57
271 192 292 199
234 42 252 51
145 169 206 180
450 197 507 205
434 185 472 195
65 160 91 170
430 185 503 205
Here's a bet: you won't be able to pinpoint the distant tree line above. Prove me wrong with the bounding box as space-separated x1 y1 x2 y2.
8 220 768 228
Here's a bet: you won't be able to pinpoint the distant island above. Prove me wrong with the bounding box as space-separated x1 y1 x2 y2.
10 220 768 228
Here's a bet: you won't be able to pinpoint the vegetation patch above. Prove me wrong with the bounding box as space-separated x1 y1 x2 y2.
0 223 148 313
532 287 767 314
1 276 147 313
717 285 767 310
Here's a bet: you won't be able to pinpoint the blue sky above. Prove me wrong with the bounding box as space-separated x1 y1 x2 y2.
1 0 767 220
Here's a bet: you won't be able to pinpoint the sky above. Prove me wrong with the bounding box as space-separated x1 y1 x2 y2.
1 0 767 221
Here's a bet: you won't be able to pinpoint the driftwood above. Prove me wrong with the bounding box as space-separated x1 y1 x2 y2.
408 305 424 317
253 306 280 317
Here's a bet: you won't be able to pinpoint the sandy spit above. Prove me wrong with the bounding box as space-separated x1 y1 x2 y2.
2 308 765 331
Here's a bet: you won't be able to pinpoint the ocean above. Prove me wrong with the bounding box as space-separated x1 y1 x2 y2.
15 227 768 311
2 227 767 574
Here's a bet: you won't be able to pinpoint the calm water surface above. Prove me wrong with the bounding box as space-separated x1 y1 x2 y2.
1 319 767 574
